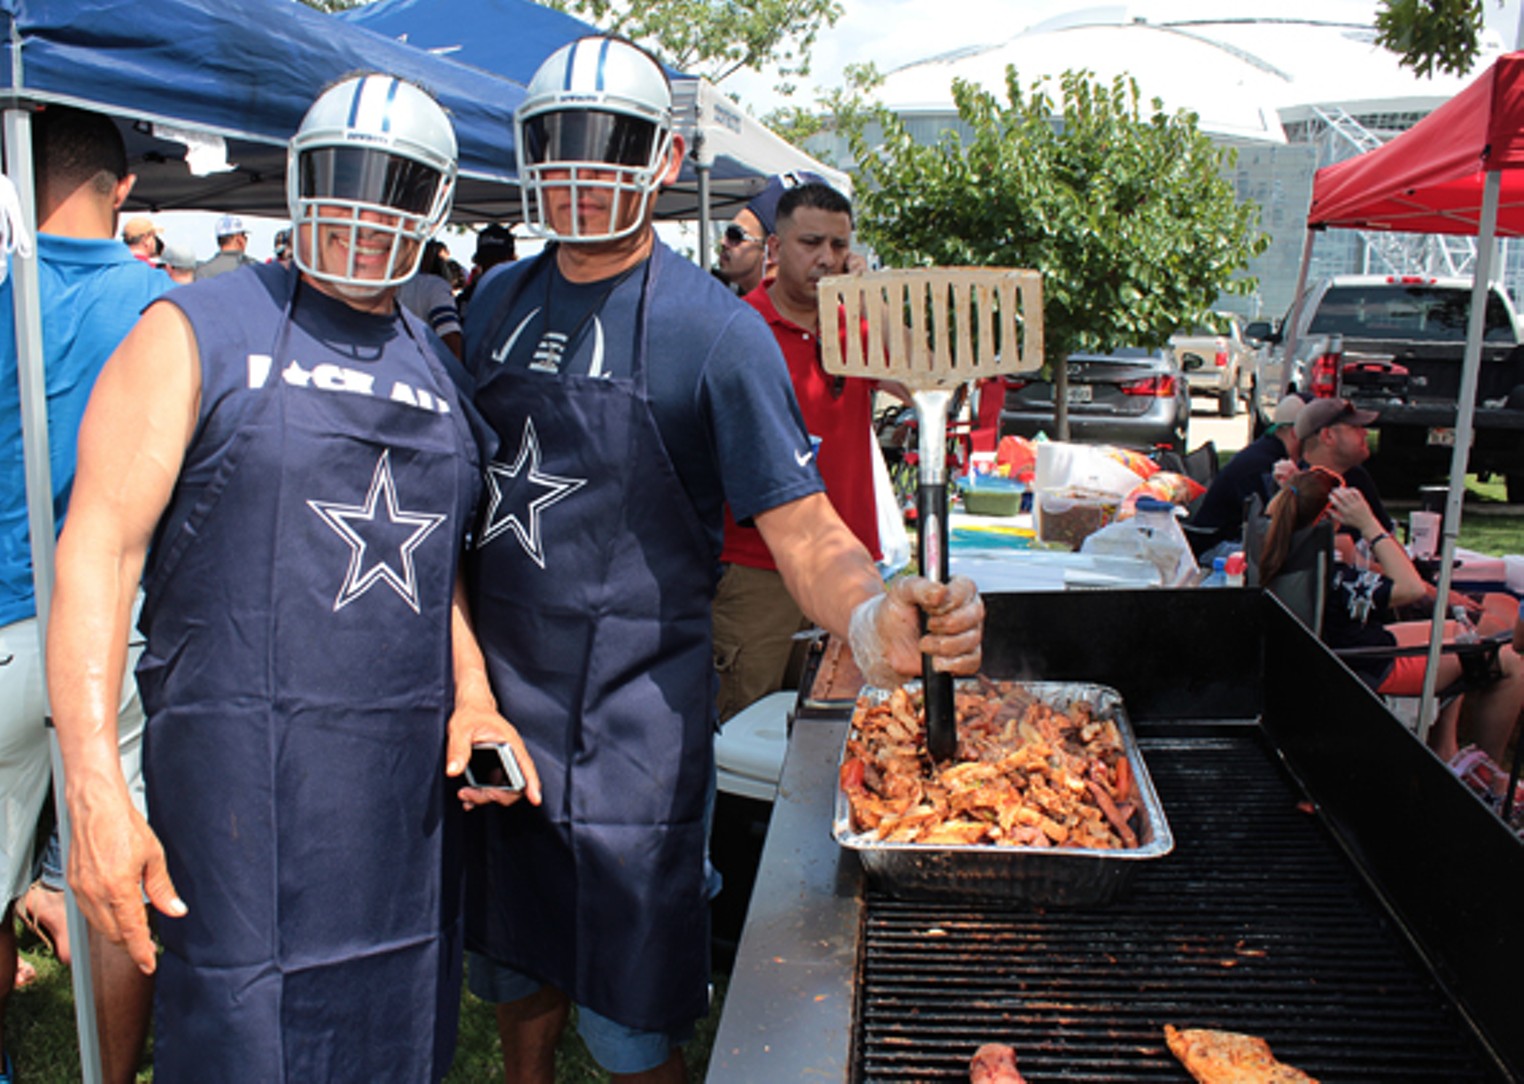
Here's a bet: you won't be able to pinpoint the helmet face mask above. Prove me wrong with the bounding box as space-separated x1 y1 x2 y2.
516 38 675 243
287 75 458 297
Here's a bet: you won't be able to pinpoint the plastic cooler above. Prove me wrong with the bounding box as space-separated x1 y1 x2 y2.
715 691 794 802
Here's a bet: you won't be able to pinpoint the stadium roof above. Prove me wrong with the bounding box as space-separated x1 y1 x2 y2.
873 3 1506 144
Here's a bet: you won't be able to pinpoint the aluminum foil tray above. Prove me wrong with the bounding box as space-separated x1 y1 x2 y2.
832 680 1174 906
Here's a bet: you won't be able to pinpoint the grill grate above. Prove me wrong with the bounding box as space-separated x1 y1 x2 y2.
853 732 1502 1082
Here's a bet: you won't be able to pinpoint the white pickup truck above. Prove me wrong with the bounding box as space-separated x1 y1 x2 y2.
1245 274 1524 501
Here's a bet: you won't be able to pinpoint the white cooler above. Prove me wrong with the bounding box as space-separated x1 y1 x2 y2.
716 691 794 802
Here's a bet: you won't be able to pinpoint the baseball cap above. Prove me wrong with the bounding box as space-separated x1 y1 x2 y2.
214 213 247 237
473 224 515 266
745 170 829 237
1293 397 1379 440
121 215 160 243
159 243 197 271
1266 394 1306 433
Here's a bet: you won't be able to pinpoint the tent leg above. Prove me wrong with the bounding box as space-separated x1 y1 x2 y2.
1416 170 1501 745
5 104 105 1084
696 159 712 271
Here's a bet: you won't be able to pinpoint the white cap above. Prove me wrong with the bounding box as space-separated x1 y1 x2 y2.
214 214 247 237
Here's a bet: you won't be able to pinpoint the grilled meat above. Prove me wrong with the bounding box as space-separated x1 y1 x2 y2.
1164 1025 1319 1083
969 1042 1027 1084
841 681 1136 849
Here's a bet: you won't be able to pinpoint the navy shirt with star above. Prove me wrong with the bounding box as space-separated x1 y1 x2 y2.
463 243 824 560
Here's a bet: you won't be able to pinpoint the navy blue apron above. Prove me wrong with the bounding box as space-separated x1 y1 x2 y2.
135 272 480 1082
466 245 715 1035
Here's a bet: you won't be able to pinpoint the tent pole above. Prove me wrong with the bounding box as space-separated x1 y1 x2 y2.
1416 168 1501 746
696 157 712 271
4 105 106 1084
1280 227 1317 364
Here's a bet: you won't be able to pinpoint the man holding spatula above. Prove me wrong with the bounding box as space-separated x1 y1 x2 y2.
460 34 985 1084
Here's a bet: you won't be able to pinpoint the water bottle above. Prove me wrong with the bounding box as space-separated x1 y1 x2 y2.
1452 605 1479 644
1200 555 1229 588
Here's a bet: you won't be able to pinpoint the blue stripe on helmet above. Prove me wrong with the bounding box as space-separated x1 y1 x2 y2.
595 38 612 91
562 42 578 91
346 80 365 128
381 77 400 133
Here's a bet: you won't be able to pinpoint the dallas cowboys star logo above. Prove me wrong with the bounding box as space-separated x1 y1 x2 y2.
307 450 446 614
477 417 586 569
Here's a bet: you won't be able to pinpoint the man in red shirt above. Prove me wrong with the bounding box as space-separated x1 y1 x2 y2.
713 181 882 721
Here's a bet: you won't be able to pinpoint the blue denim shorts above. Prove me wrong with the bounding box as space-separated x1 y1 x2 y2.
466 951 695 1074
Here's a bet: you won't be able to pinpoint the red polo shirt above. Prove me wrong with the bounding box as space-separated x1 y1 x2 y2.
721 283 881 568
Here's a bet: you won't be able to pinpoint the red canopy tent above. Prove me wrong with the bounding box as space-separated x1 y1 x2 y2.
1291 50 1524 739
1309 52 1524 235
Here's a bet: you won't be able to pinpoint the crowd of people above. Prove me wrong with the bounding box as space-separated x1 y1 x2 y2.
1196 392 1524 768
2 36 984 1084
5 24 1522 1084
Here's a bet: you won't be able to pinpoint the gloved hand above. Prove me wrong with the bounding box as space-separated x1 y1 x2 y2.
849 575 984 688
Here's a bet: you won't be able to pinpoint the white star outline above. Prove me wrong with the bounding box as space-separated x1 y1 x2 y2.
477 417 587 569
306 450 447 614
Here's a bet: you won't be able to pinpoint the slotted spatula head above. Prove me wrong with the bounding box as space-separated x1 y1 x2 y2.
815 268 1043 762
816 267 1044 389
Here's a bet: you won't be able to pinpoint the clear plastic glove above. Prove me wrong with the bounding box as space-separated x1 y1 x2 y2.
848 575 984 688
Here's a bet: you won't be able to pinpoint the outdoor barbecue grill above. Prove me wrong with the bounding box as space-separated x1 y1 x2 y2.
707 589 1524 1082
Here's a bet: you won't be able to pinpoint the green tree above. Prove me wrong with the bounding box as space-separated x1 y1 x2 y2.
543 0 843 89
1374 0 1494 78
845 68 1266 434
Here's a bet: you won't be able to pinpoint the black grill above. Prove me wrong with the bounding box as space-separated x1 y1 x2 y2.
853 731 1503 1082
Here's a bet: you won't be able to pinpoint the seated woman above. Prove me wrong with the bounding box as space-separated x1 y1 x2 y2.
1259 468 1524 764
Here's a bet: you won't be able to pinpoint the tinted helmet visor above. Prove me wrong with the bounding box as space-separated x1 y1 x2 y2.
299 146 439 216
522 110 656 168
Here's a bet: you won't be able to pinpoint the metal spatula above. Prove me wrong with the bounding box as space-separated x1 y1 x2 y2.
817 267 1044 761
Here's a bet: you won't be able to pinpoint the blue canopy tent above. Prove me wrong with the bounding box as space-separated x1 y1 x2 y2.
338 0 852 265
0 2 526 1076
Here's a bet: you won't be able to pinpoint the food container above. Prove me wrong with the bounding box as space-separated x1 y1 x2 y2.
833 680 1173 906
960 478 1028 517
1035 488 1121 550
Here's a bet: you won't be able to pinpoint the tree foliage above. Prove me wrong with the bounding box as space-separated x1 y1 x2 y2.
1374 0 1490 78
846 68 1267 373
543 0 843 87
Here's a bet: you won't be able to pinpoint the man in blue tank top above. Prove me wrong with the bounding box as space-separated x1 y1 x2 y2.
0 102 170 1084
462 35 986 1084
46 77 531 1082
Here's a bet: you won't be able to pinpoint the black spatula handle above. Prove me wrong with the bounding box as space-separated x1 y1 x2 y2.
918 481 956 762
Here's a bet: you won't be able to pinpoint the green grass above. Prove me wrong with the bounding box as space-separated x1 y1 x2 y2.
6 928 726 1083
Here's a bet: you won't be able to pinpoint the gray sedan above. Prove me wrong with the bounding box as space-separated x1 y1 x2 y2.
998 347 1190 454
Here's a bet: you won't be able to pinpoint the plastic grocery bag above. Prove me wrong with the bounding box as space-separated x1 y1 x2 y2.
870 434 911 576
1080 500 1197 587
1035 441 1146 499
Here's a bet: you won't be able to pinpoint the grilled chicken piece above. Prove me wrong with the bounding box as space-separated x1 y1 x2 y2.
969 1042 1027 1084
1164 1025 1319 1083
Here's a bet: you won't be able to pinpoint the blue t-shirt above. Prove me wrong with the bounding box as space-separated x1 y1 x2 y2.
0 236 171 626
464 242 823 558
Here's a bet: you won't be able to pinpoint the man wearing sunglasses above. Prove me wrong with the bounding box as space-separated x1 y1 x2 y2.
1295 397 1395 543
715 171 826 296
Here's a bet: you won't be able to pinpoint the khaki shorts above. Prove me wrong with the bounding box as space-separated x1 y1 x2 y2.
711 564 809 724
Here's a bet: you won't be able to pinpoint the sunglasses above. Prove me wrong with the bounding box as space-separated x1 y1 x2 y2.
723 224 763 246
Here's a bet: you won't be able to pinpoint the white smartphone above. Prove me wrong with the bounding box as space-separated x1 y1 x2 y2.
464 742 526 792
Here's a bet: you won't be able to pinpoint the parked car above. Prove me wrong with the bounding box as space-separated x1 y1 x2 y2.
998 346 1189 454
1170 312 1254 417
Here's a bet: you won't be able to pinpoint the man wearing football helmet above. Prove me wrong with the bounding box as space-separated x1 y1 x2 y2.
49 75 532 1082
462 36 983 1083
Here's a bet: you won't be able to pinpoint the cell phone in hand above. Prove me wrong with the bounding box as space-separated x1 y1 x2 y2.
464 742 526 792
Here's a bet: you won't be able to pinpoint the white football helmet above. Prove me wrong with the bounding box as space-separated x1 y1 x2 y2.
287 75 458 298
516 36 675 243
